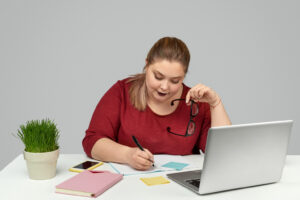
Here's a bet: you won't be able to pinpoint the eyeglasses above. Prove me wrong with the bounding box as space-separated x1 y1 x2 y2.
166 98 199 137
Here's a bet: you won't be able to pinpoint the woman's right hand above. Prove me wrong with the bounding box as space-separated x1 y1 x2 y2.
125 147 154 170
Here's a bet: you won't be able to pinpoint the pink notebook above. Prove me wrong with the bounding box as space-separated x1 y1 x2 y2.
55 170 123 198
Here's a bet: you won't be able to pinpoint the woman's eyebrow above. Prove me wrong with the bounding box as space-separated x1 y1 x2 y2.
153 70 182 79
153 70 164 76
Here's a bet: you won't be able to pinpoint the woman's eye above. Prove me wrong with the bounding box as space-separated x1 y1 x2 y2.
154 75 163 80
171 80 179 84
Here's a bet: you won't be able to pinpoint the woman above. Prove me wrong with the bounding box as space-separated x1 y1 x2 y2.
82 37 231 170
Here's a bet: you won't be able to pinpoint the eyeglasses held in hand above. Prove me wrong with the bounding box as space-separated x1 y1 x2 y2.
166 98 199 137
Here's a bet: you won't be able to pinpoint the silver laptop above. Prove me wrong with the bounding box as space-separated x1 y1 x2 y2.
167 120 293 194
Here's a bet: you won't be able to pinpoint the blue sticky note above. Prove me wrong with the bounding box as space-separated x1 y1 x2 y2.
162 162 189 170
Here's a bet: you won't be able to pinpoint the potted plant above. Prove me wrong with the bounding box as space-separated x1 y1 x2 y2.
16 119 60 180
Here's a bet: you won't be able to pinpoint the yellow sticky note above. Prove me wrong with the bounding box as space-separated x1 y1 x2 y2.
140 176 170 186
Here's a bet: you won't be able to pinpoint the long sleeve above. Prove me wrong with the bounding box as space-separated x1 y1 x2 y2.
197 103 211 152
83 79 212 156
82 81 123 157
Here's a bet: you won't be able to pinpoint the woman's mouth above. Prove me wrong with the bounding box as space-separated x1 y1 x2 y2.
157 91 167 96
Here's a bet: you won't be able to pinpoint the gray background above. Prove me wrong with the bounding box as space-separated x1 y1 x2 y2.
0 0 299 170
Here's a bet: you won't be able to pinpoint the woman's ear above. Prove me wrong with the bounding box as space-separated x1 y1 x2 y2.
143 65 148 73
143 59 149 73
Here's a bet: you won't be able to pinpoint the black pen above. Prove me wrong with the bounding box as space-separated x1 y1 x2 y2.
132 135 155 167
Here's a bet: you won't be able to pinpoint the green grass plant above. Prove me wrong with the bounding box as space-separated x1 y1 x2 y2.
16 119 59 153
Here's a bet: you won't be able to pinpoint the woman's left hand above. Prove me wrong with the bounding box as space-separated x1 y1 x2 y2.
185 83 220 107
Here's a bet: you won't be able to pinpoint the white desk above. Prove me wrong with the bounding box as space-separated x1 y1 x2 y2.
1 154 300 200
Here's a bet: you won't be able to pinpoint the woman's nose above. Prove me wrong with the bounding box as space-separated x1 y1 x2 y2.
160 80 169 91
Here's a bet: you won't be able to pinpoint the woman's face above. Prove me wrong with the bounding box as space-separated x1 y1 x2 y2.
145 59 186 104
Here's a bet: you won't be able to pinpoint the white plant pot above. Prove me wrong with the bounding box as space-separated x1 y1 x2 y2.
23 149 59 180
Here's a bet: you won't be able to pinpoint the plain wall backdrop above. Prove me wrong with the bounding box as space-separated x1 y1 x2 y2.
1 0 299 170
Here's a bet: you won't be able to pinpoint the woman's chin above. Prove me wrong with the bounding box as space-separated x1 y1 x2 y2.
153 93 170 102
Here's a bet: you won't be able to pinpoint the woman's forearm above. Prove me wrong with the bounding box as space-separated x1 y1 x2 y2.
210 99 231 127
91 137 131 164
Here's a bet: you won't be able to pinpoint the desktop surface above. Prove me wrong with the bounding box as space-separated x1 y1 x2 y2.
1 154 300 200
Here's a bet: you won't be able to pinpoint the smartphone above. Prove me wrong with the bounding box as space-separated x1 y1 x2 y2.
69 161 103 172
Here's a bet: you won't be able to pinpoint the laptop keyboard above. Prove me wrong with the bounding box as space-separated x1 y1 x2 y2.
186 179 200 188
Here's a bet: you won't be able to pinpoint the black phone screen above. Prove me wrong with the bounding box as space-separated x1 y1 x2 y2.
73 161 99 169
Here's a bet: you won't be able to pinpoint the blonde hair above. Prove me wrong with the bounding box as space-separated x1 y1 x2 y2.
127 37 190 111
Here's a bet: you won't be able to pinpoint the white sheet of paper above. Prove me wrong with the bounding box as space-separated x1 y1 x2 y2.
109 154 203 175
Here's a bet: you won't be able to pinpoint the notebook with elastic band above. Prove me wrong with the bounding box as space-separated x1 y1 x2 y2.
55 170 123 198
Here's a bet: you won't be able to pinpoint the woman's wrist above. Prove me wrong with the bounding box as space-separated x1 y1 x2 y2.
210 96 221 109
123 146 134 164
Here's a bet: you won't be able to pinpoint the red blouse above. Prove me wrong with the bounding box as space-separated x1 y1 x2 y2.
82 78 211 158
